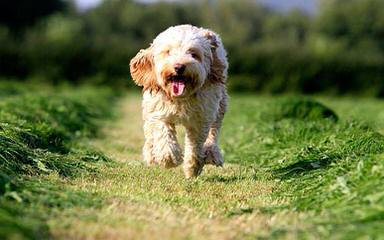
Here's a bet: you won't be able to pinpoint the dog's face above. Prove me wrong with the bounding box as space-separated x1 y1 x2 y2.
130 25 225 98
152 29 212 98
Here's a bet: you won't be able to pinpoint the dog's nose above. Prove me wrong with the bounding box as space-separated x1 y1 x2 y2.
174 64 186 75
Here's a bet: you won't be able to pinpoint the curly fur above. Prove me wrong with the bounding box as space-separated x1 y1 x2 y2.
130 25 228 178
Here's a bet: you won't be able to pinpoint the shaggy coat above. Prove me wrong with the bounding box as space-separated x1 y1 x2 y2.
130 25 228 178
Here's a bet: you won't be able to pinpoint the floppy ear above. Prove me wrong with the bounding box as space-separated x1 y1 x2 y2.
204 31 227 84
129 46 158 91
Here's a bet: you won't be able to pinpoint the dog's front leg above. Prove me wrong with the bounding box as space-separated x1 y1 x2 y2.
151 120 182 168
143 120 155 165
183 123 210 178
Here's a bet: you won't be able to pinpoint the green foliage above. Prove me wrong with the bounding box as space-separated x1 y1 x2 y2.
316 0 384 46
0 0 67 31
0 0 384 95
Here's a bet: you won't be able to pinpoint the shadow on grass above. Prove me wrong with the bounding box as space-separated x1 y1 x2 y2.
204 166 262 183
226 207 254 217
273 157 333 179
354 212 384 224
225 205 289 217
204 175 249 183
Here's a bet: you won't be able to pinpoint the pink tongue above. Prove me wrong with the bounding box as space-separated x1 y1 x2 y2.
172 81 185 96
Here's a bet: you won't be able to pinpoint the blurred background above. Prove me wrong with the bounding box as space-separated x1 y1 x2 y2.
0 0 383 96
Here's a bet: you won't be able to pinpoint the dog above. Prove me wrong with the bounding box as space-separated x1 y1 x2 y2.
130 25 228 178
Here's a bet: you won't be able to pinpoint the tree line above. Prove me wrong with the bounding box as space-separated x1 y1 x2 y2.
0 0 383 96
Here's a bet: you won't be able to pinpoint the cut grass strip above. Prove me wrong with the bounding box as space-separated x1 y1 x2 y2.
0 84 117 239
223 95 384 238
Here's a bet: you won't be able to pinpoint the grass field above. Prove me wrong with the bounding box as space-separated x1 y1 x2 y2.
1 82 384 239
0 83 117 239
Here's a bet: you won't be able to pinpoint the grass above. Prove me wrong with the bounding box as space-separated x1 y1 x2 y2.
1 81 384 239
49 94 384 239
0 83 116 239
225 96 384 238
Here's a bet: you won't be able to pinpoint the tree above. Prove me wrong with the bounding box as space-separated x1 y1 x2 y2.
0 0 67 31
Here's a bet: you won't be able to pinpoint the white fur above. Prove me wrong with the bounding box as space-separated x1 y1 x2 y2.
130 25 228 178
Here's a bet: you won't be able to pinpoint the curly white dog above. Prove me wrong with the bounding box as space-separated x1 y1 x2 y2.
130 24 228 178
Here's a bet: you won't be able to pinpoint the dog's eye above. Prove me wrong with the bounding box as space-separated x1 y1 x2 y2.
190 52 200 60
163 49 170 55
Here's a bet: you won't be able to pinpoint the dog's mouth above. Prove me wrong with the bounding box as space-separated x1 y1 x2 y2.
166 75 191 96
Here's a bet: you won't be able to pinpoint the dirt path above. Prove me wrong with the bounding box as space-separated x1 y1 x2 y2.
47 94 304 240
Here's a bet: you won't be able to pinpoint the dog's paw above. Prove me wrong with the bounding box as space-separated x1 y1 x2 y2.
143 142 157 166
155 146 183 168
183 161 204 178
144 157 156 166
203 144 224 167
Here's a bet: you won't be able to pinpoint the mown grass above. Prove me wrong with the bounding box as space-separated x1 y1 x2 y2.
224 96 384 238
2 83 384 239
43 94 384 239
0 82 116 239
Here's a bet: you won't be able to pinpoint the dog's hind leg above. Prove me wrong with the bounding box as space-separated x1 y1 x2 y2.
204 92 227 166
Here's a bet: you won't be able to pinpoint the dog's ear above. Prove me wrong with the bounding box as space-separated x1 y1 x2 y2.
204 31 219 50
130 45 158 91
203 31 226 84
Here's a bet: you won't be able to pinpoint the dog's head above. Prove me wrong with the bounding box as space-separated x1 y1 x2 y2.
130 25 226 98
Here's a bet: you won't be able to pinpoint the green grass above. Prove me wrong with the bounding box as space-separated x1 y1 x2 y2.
223 95 384 238
1 82 384 239
44 94 384 239
0 83 116 239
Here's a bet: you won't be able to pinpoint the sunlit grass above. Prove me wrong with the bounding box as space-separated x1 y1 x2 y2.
1 83 384 239
0 83 116 239
51 94 384 239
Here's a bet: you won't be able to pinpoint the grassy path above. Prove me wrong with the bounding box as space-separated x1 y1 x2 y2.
46 94 384 239
47 95 290 239
2 84 383 239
